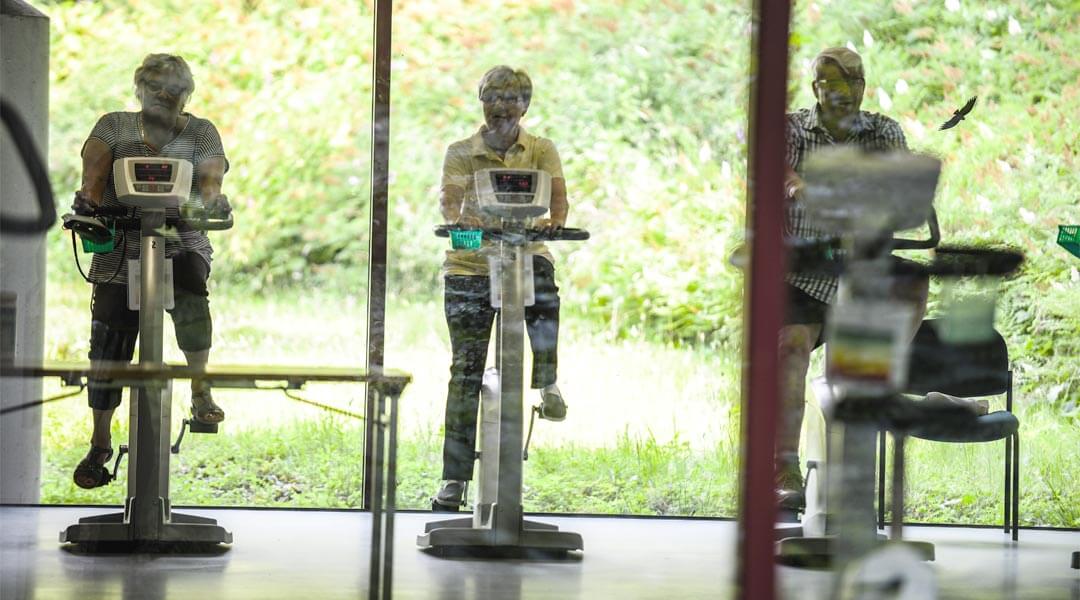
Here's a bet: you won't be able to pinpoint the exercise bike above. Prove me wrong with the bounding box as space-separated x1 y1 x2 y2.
773 148 1023 596
417 168 588 556
59 156 234 547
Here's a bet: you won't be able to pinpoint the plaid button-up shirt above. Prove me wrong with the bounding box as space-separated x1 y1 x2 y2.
785 104 908 303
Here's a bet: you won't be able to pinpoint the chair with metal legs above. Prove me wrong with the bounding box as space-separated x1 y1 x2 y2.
877 319 1019 540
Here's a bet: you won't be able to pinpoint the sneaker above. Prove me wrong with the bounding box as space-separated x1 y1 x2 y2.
538 384 567 422
434 480 467 509
776 461 805 512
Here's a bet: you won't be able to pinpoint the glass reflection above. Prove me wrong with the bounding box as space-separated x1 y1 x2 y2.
434 66 569 509
67 53 231 491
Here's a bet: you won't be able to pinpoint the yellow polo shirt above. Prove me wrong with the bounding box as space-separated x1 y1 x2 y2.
441 126 565 277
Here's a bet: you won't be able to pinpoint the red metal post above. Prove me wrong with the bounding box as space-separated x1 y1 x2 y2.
737 0 792 598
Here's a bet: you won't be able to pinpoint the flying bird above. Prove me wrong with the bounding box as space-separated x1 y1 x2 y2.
939 96 977 130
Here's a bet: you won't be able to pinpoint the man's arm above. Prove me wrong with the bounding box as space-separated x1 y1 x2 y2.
784 114 805 200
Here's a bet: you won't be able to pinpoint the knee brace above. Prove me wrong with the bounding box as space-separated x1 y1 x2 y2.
87 319 137 410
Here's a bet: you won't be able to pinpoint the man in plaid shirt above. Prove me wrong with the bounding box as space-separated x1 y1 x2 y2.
775 47 939 512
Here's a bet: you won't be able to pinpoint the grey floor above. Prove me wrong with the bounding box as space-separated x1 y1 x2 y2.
1 506 1076 599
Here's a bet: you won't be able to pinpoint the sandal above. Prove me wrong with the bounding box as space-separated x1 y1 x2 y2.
73 445 114 489
191 389 225 425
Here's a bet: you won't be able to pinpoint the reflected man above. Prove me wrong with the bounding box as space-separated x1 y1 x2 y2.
777 47 938 510
435 66 570 509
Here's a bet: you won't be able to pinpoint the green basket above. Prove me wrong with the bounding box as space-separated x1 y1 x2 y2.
80 222 116 254
1058 225 1080 259
449 229 483 250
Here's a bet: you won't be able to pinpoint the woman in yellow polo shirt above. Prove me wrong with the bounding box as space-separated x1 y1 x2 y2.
434 66 570 509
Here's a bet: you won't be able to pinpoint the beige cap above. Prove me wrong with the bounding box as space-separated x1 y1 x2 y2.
812 47 864 79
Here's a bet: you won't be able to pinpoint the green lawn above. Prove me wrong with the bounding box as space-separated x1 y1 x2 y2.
38 281 1079 526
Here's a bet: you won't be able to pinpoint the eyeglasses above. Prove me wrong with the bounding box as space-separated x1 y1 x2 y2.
814 77 864 91
143 80 187 98
480 92 523 105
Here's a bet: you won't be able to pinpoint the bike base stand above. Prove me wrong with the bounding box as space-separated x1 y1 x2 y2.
418 513 582 558
60 497 232 549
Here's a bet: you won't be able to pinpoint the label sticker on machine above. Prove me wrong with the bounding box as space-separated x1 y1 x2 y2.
825 299 913 394
127 259 175 311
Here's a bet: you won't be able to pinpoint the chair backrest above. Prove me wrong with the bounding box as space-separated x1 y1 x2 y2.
904 319 1010 397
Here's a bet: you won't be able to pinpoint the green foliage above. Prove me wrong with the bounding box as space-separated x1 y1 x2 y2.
46 0 375 290
44 0 1080 364
34 0 1080 517
789 0 1080 413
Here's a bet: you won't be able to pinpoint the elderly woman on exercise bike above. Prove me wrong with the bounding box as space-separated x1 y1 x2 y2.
71 53 231 489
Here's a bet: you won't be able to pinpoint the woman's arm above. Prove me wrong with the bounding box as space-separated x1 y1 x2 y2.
76 138 113 208
440 184 465 223
198 156 231 214
546 178 568 227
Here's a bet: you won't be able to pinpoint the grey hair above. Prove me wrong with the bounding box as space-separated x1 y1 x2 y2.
477 65 532 108
811 47 865 80
133 53 195 108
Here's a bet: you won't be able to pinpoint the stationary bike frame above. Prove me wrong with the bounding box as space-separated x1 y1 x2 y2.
418 222 587 555
61 201 234 547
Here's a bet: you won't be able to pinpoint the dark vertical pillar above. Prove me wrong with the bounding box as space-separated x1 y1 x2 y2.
0 0 50 505
737 0 791 598
364 0 393 511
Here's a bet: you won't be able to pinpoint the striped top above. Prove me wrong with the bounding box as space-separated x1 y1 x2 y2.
784 105 907 303
84 111 229 285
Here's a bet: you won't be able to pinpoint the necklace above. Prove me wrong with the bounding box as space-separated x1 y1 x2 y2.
137 113 155 151
138 112 182 152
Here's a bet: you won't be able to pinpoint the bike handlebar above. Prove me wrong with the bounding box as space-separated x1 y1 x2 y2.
434 224 590 242
76 205 234 232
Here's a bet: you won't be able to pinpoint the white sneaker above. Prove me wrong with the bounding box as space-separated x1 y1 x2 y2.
434 480 467 509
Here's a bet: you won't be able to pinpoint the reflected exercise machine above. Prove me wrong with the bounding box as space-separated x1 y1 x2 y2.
58 157 236 545
417 168 588 556
773 149 1023 593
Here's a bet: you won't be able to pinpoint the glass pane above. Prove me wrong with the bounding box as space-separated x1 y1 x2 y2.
387 0 750 517
42 1 372 509
781 0 1079 542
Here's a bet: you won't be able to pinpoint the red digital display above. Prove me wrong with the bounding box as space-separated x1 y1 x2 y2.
134 162 173 183
493 172 534 193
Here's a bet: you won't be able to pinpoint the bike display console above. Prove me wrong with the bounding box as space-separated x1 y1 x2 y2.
112 157 193 209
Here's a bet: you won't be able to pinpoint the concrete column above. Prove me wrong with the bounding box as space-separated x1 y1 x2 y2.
1 0 50 504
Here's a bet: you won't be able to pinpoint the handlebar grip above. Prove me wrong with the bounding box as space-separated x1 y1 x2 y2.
547 227 590 241
185 212 234 231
